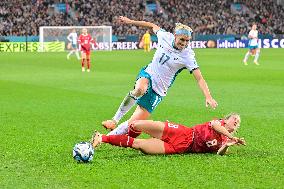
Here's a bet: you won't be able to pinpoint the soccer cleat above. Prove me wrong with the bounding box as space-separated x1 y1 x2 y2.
254 61 259 66
91 131 102 148
243 60 248 66
102 120 117 131
87 69 90 72
82 67 85 72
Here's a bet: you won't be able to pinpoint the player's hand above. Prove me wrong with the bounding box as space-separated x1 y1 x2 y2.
228 137 246 146
117 16 132 24
235 137 246 146
206 98 218 109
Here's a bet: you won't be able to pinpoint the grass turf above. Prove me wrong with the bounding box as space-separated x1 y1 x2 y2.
0 49 283 188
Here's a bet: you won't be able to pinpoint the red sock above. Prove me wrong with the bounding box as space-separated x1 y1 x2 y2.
87 59 90 69
128 123 142 138
102 135 134 148
81 59 85 67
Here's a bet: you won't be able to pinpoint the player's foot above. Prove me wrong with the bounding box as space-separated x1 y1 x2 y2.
87 69 90 72
254 61 259 66
243 60 248 66
82 67 85 72
91 131 102 148
67 55 70 60
102 120 117 131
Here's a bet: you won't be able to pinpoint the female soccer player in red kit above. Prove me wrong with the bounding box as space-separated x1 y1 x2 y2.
78 28 96 72
92 113 246 155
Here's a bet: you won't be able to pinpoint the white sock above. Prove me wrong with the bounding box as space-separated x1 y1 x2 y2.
67 51 72 57
112 92 137 123
75 51 80 59
68 50 75 57
107 121 129 135
254 51 260 62
244 52 250 62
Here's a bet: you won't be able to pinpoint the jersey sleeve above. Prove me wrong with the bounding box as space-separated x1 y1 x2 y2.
184 50 199 73
209 119 221 127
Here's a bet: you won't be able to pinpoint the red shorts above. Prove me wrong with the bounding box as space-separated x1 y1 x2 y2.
81 50 91 55
162 122 193 154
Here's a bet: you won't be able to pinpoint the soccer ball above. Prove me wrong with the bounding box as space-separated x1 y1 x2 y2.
72 142 94 163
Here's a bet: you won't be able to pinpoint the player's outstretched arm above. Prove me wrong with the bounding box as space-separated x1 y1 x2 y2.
211 120 246 144
192 69 218 109
117 16 160 33
211 120 234 139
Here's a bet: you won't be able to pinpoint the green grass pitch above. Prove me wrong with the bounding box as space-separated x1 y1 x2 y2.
0 49 283 188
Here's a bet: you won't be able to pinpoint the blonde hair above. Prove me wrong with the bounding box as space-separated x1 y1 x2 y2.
225 113 241 133
174 23 193 34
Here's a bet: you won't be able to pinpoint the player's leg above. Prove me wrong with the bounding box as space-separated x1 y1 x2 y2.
132 138 165 154
127 109 159 138
103 77 149 130
114 77 149 120
81 51 86 72
129 120 165 139
253 48 260 65
107 105 151 135
67 43 72 59
75 49 80 60
145 43 148 52
143 43 147 52
92 132 166 154
146 43 150 52
86 52 91 72
251 49 256 56
243 50 250 65
108 82 163 136
67 49 74 59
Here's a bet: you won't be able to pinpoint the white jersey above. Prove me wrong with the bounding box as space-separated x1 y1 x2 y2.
248 29 258 46
145 29 199 97
67 32 78 45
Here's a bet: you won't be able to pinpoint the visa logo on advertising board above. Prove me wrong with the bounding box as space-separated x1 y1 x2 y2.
217 39 284 48
217 40 247 48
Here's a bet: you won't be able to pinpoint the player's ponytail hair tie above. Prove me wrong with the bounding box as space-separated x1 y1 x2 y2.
174 23 193 36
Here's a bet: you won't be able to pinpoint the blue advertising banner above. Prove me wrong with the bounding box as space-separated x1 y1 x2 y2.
217 39 284 48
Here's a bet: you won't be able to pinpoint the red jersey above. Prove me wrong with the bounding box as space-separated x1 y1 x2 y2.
78 34 94 51
190 119 228 153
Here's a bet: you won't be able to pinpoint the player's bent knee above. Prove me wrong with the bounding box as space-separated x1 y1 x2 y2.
132 88 146 98
132 139 142 149
132 140 151 154
129 120 143 131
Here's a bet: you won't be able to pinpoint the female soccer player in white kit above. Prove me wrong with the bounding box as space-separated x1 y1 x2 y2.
67 29 80 60
103 16 218 137
243 24 260 65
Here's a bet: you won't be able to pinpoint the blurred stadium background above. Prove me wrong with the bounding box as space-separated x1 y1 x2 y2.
0 0 283 188
0 0 284 51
